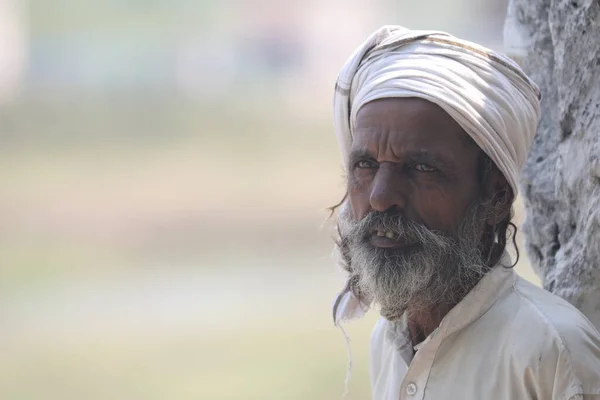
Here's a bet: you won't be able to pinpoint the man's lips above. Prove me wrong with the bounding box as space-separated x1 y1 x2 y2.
369 230 413 249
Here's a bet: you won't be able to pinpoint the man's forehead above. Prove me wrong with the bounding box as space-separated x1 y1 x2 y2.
354 98 479 154
355 97 454 125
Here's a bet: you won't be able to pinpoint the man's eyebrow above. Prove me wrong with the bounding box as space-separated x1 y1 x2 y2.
403 150 455 168
348 149 374 165
348 148 457 169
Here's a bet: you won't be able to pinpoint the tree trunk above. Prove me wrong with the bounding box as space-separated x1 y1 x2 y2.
504 0 600 329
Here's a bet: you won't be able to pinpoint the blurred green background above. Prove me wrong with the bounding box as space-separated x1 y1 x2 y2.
0 0 539 399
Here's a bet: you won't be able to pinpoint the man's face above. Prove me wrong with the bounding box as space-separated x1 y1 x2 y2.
338 97 491 320
348 97 482 234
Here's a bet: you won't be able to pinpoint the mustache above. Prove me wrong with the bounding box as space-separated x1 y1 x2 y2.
345 210 453 250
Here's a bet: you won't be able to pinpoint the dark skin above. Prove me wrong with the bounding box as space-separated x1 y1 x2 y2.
348 97 511 346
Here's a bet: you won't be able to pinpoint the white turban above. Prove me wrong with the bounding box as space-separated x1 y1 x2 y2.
333 25 541 197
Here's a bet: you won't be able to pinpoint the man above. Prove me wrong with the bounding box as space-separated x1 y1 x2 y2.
330 26 600 400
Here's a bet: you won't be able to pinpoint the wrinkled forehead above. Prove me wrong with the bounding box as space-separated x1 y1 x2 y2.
352 97 480 154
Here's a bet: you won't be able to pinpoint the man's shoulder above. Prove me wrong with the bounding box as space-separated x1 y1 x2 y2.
498 276 600 396
510 276 600 344
462 275 600 359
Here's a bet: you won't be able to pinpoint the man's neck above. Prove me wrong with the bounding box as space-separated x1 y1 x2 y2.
404 256 500 347
406 304 453 347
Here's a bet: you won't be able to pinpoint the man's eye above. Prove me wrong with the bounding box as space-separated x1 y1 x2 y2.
414 163 437 172
356 160 377 169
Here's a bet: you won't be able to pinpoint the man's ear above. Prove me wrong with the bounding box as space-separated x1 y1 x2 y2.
482 166 513 226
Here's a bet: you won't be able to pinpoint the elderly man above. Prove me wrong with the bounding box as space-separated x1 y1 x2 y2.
330 26 600 400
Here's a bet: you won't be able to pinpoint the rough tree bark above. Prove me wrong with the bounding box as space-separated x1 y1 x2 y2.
504 0 600 329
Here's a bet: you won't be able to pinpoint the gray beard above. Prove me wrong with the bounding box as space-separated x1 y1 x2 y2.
336 202 489 321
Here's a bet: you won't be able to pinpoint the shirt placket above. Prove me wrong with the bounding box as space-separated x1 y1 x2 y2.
398 328 443 400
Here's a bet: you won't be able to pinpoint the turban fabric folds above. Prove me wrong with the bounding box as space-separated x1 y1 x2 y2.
333 25 541 197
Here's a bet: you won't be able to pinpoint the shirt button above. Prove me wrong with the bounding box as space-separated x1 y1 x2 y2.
406 382 418 396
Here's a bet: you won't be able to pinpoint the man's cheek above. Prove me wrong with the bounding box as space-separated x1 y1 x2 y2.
348 195 366 221
412 205 454 233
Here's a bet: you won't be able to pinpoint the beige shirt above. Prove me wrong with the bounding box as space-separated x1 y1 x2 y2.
370 265 600 400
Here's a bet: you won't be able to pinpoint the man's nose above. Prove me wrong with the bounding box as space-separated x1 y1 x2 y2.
369 166 407 212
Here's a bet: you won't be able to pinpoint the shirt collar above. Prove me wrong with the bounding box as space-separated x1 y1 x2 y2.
387 253 517 348
442 253 516 337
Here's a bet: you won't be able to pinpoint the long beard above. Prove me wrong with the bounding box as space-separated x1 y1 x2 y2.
336 202 489 321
